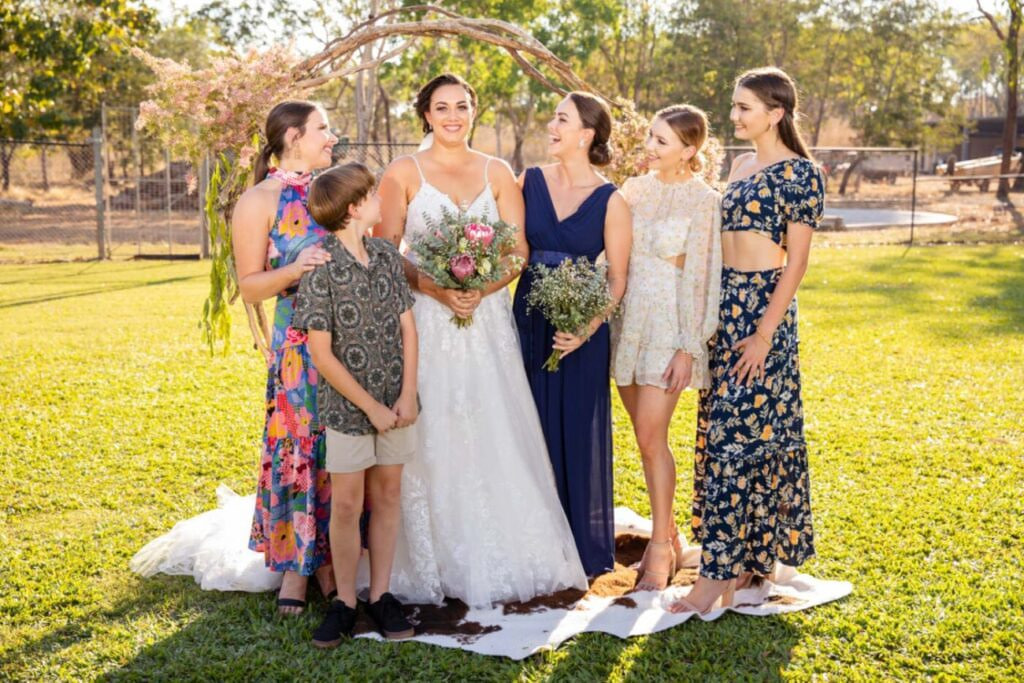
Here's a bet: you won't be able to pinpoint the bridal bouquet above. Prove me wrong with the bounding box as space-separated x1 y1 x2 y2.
524 257 614 372
408 206 523 328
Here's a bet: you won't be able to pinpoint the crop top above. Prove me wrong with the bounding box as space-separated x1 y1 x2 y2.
720 157 825 249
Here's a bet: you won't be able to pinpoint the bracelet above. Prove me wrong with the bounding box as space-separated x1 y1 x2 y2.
755 328 773 346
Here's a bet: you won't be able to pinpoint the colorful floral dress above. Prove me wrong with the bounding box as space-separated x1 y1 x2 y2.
248 177 332 575
692 157 824 581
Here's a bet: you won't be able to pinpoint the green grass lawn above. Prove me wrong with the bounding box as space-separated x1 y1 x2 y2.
1 244 1022 681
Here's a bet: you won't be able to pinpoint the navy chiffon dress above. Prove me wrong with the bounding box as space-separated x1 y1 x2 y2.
512 167 617 576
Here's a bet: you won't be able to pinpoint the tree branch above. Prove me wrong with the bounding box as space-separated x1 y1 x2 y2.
978 0 1006 41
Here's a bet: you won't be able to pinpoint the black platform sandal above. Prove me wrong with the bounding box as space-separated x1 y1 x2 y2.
276 592 307 616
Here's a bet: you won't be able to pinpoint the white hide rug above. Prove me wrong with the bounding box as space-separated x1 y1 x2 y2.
131 487 853 660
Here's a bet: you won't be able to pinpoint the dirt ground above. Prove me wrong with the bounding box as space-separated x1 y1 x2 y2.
2 175 1023 263
818 176 1024 246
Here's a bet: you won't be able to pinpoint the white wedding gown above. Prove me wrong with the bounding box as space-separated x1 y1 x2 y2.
385 156 587 607
129 156 587 607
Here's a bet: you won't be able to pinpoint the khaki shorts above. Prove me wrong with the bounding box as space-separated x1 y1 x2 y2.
325 425 417 473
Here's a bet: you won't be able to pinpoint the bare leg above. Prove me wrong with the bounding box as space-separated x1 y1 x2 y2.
623 384 685 590
315 564 337 598
329 470 366 608
366 464 404 603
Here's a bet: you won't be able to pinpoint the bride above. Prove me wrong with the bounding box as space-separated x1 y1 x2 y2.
375 73 587 607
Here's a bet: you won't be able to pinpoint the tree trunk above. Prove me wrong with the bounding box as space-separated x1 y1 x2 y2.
0 142 15 191
378 82 393 147
511 128 525 175
998 9 1022 200
839 154 865 196
41 145 49 191
354 1 381 145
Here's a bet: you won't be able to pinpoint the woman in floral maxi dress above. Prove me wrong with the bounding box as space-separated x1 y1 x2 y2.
233 101 338 614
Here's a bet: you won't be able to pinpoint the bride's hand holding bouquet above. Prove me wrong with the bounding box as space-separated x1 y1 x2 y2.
408 207 523 327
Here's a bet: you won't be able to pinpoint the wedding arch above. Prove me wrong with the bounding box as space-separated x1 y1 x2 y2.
134 5 647 355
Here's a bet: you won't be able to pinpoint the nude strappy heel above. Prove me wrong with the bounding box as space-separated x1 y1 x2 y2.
634 539 677 591
666 578 737 614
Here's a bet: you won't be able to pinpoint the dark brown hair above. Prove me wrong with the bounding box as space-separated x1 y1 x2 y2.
414 74 478 134
735 67 812 160
655 104 723 183
255 100 321 182
568 92 613 166
307 163 376 232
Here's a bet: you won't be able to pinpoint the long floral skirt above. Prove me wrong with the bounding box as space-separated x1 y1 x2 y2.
691 267 815 581
248 335 332 575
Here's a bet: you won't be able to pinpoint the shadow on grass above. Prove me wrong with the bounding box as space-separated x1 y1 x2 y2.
7 570 805 680
79 578 524 681
0 260 179 286
542 612 802 682
804 245 1024 339
0 274 204 308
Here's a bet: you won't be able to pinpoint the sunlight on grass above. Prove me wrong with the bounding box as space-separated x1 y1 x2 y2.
1 245 1022 680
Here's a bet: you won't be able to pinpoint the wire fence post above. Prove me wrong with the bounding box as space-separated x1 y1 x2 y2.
909 148 919 247
92 126 107 260
198 155 210 259
164 148 173 257
132 108 142 257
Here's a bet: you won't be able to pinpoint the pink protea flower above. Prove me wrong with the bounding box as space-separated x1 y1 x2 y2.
449 253 476 281
464 222 495 246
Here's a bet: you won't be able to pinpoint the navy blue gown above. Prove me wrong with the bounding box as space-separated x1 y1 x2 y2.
512 167 617 576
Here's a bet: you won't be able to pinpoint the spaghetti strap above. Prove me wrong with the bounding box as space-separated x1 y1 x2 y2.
410 154 426 183
483 157 492 185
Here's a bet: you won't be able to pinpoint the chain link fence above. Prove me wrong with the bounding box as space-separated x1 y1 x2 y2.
102 104 204 260
330 139 420 173
0 138 104 262
0 106 421 264
6 129 990 261
721 146 967 245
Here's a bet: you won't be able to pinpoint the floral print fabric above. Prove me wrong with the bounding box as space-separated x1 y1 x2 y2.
720 157 825 249
691 267 816 580
610 173 722 389
248 182 332 575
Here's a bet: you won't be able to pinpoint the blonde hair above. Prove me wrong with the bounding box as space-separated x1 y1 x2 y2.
655 104 723 185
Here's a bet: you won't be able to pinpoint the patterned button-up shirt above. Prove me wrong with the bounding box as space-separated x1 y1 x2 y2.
292 233 415 435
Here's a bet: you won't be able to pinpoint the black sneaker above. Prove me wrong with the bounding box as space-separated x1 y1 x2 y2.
312 599 358 649
365 592 415 640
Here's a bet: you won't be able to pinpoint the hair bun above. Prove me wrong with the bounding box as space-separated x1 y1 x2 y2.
589 139 613 167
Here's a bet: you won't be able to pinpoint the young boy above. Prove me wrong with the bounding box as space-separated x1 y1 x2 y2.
293 162 419 647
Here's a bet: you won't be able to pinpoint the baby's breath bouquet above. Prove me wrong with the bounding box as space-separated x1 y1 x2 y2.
525 257 614 371
408 206 523 327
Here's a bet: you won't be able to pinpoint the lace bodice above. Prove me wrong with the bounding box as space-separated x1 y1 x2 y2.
404 155 497 243
611 173 722 388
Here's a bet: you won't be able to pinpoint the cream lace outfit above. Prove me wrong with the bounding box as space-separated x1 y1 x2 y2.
611 173 722 389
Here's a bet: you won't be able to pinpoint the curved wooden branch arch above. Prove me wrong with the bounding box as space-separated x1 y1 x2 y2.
292 5 619 105
238 5 624 357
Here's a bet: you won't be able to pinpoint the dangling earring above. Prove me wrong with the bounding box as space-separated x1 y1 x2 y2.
578 138 585 149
